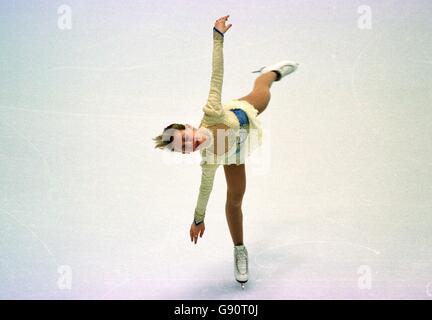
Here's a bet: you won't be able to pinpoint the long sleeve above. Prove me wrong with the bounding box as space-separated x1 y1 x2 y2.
202 27 225 120
194 162 220 224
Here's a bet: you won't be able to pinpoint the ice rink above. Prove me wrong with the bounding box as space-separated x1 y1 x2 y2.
0 0 431 299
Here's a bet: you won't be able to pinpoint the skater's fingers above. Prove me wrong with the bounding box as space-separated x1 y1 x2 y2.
200 228 205 238
215 15 229 25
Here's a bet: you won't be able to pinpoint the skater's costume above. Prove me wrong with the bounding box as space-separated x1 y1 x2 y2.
194 27 264 225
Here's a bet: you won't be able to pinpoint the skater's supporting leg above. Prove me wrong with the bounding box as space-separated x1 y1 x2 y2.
237 71 277 115
224 164 246 246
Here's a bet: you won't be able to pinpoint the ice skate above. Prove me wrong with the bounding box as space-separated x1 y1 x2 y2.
252 60 299 81
234 244 248 288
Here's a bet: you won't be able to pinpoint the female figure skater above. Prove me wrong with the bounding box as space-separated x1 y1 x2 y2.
153 15 299 288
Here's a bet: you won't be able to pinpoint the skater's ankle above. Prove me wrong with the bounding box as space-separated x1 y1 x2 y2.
271 70 281 81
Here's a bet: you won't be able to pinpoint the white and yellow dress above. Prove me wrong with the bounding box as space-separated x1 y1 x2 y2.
193 27 264 225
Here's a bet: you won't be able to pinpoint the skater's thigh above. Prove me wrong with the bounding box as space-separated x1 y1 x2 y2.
223 164 246 205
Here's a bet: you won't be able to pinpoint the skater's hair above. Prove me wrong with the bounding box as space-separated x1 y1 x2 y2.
153 123 186 151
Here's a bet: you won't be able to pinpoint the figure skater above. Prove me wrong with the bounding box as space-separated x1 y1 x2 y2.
153 15 299 288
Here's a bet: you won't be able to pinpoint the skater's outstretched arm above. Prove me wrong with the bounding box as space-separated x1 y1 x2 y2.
190 162 220 244
202 15 232 120
194 162 220 224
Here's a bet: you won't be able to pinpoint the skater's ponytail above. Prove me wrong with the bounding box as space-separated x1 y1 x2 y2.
153 123 186 151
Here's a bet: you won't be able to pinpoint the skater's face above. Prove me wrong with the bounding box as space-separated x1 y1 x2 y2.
172 124 199 154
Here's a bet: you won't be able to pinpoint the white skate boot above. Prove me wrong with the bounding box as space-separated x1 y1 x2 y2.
252 60 299 81
234 244 249 289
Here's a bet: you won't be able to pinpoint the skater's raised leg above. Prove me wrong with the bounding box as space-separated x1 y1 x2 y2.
237 71 278 116
239 60 300 115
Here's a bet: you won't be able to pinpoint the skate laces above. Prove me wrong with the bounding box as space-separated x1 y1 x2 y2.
235 247 248 274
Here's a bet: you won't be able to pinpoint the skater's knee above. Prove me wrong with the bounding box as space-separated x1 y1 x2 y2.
226 190 244 208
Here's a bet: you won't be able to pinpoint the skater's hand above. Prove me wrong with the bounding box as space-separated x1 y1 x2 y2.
214 15 232 34
190 222 205 244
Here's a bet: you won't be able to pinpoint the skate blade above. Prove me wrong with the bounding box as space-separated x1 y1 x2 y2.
251 66 265 74
236 280 248 289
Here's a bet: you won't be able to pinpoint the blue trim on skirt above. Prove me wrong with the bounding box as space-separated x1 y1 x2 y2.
230 108 250 155
231 108 249 126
